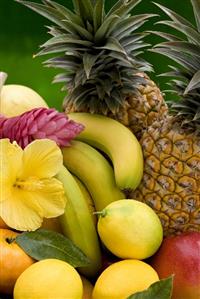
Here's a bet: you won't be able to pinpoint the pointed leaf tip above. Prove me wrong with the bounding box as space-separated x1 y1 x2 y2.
184 70 200 94
191 0 200 31
127 276 174 299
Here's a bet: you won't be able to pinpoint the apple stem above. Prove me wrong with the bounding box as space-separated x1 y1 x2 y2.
0 72 8 94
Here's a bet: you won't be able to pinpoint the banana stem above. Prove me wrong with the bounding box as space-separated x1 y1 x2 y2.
0 72 8 94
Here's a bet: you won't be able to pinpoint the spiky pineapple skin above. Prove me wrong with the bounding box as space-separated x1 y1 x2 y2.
131 117 200 236
107 74 167 138
65 73 167 138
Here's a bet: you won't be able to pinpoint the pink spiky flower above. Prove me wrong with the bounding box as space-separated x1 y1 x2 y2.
0 107 84 148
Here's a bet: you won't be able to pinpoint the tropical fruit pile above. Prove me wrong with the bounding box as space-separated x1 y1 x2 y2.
0 0 200 298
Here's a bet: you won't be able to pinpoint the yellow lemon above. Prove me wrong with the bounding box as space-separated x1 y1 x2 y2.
92 259 159 299
14 259 83 299
97 199 163 259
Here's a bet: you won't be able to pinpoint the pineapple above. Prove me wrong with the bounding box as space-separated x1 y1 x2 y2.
131 1 200 236
17 0 167 138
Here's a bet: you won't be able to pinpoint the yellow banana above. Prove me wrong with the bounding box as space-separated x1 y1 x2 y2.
73 175 97 226
56 165 102 278
62 141 124 211
68 113 144 190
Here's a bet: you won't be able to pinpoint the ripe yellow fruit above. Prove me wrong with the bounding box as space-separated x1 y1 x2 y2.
92 259 159 299
1 82 48 117
14 259 83 299
97 199 163 259
0 229 35 294
0 71 48 117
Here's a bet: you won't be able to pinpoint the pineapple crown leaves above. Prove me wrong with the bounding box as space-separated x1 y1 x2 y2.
16 0 157 114
149 1 200 132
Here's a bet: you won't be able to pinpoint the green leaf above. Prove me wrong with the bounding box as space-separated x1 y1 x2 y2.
44 55 80 66
83 53 99 78
63 20 93 41
127 276 174 299
148 31 183 42
86 20 94 34
121 33 149 46
108 51 132 65
118 22 148 41
53 72 72 83
93 0 105 33
36 42 88 56
45 60 78 71
154 41 200 57
16 228 91 268
153 2 195 29
46 25 65 38
158 65 189 80
184 70 200 94
191 0 200 31
15 0 67 30
37 44 74 56
151 48 199 74
96 37 127 54
156 20 200 45
106 0 141 18
106 0 125 17
56 75 74 85
76 0 94 24
42 0 84 26
94 14 119 42
72 0 80 13
125 41 150 54
112 14 156 39
41 35 93 47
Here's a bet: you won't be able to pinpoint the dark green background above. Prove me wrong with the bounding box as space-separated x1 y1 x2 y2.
0 0 194 110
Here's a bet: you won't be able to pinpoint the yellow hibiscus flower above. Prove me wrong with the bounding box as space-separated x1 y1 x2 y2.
0 138 67 231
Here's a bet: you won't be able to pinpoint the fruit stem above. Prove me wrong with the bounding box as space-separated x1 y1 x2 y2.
93 210 107 217
0 72 8 94
6 237 16 244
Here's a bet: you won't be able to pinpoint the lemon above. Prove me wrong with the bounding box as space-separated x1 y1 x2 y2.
92 259 159 299
97 199 163 259
14 259 83 299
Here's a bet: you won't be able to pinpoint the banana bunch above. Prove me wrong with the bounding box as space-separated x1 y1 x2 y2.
68 113 144 190
56 113 144 278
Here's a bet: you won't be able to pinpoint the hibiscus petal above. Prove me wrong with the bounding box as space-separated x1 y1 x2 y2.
34 178 67 218
0 185 12 203
0 139 23 186
0 188 43 231
21 139 63 179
